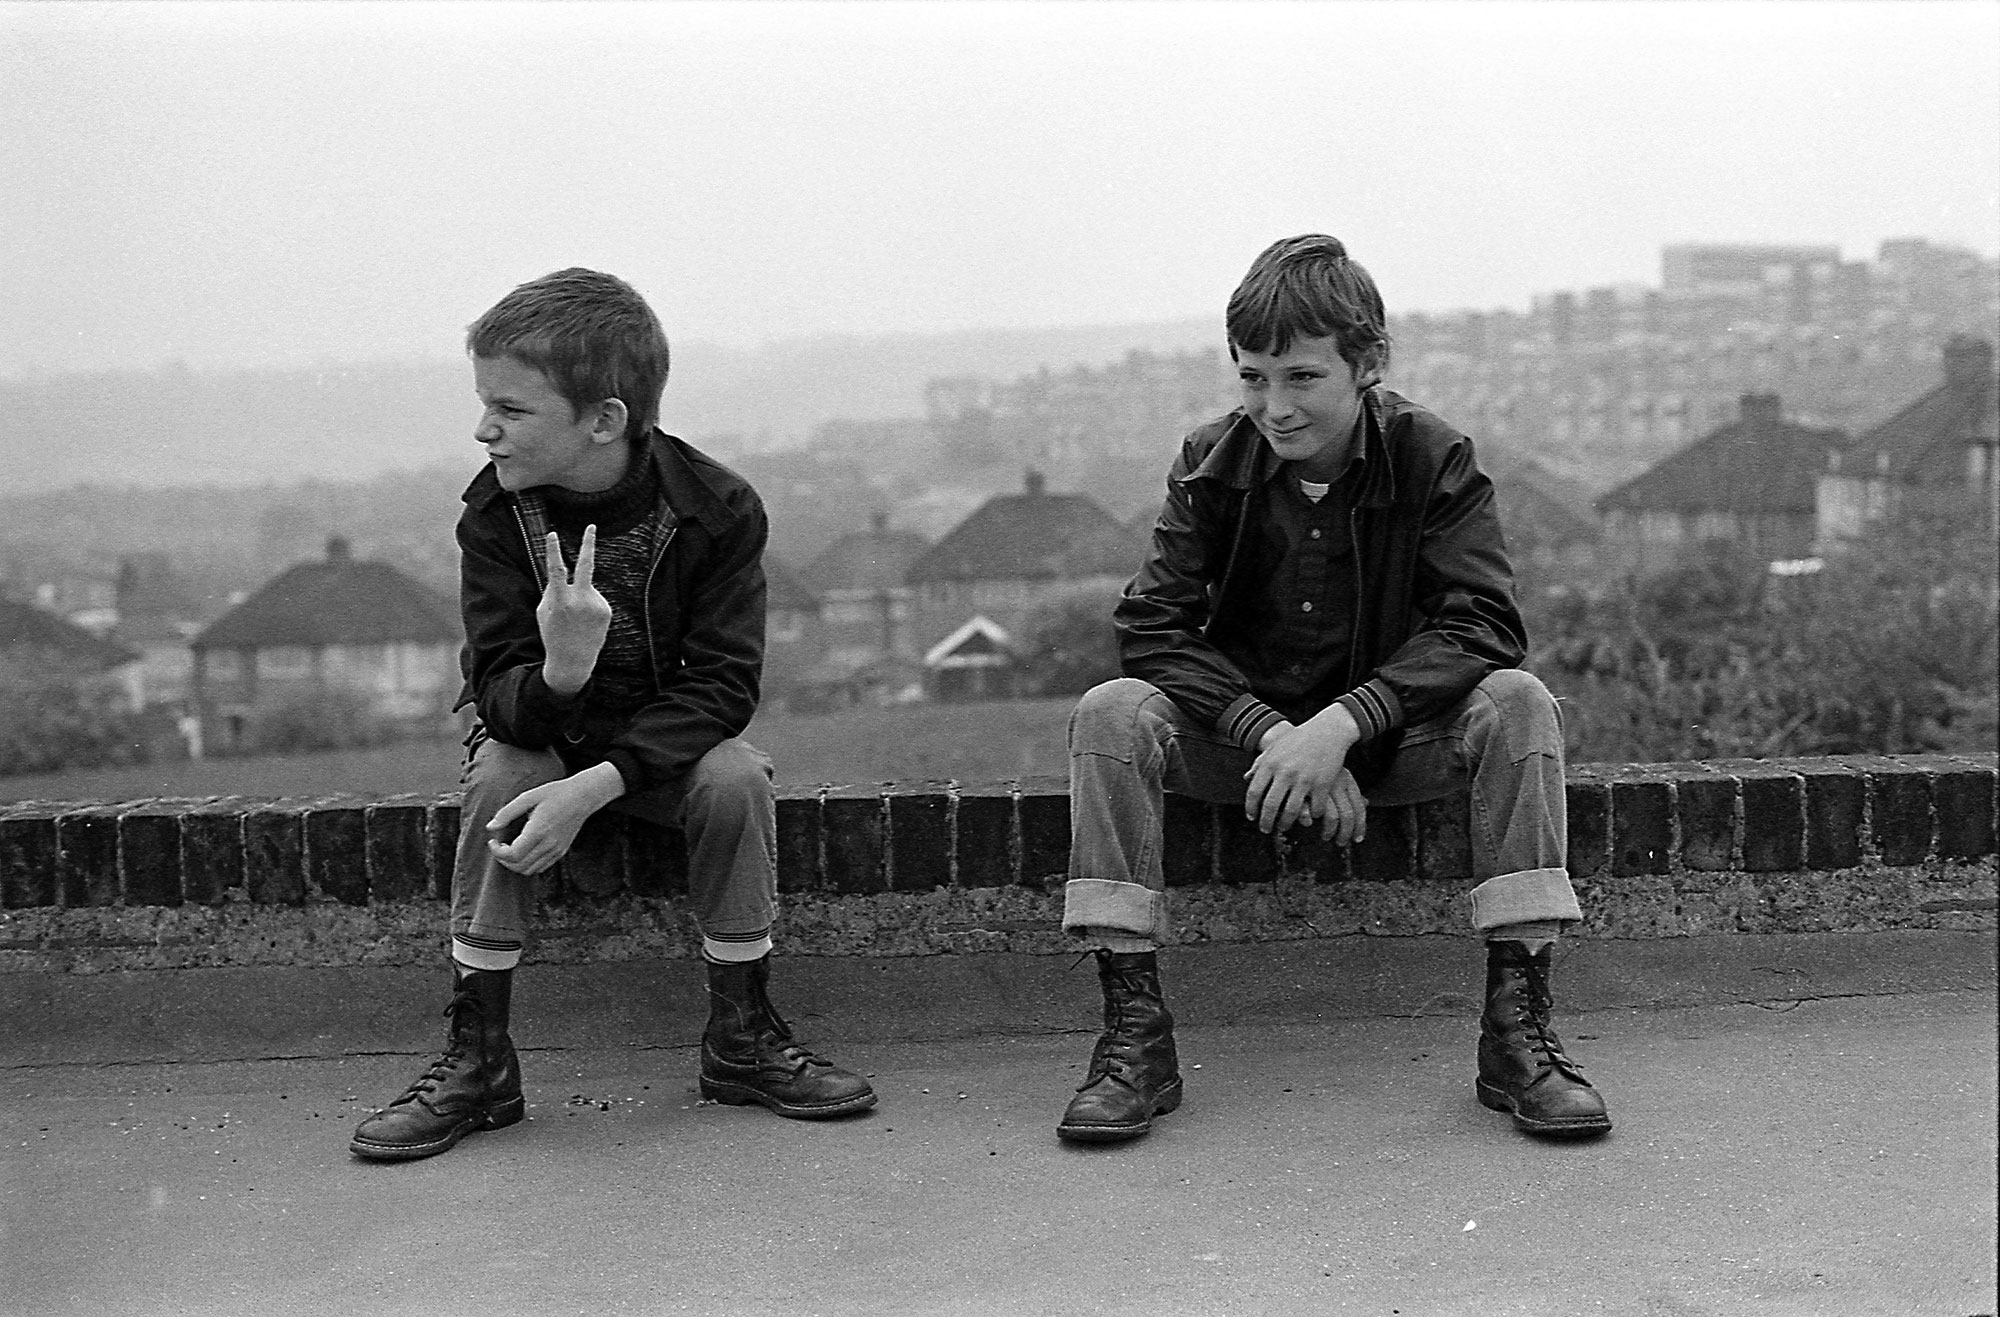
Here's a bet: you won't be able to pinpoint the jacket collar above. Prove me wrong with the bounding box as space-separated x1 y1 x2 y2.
463 428 733 530
1182 390 1398 508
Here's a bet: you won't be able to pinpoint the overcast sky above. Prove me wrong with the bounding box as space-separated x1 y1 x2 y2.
3 0 1996 377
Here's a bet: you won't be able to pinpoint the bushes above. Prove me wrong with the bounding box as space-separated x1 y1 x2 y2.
240 683 396 754
0 645 148 776
1528 503 1998 762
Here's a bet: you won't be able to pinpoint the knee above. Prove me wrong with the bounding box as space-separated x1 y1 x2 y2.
1474 669 1563 756
685 739 775 815
1070 677 1160 748
463 738 563 808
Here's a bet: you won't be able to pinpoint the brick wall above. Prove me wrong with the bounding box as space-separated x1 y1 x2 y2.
1 754 1992 972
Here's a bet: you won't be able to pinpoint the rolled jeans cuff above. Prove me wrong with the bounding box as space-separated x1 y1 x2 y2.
1062 878 1171 945
1467 867 1582 933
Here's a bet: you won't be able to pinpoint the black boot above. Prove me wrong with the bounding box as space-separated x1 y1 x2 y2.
698 955 876 1118
1057 949 1183 1144
1476 941 1611 1138
350 966 525 1160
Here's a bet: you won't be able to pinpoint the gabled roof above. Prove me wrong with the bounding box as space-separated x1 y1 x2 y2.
923 615 1014 667
0 597 139 670
1598 394 1849 516
1844 336 1999 483
193 538 458 650
1486 454 1600 546
765 555 820 614
803 515 931 593
907 472 1139 585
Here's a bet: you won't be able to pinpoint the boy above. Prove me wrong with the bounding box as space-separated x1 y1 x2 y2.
1056 235 1610 1144
351 268 874 1161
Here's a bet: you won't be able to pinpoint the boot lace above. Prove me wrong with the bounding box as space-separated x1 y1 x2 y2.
1513 959 1585 1078
387 999 477 1106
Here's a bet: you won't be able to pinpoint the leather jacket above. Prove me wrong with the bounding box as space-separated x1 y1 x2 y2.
454 429 767 796
1115 387 1526 788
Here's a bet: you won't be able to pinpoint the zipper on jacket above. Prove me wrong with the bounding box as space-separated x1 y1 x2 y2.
641 512 678 693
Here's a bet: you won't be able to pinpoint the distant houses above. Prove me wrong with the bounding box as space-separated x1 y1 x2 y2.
1817 335 1999 544
0 593 142 706
1596 393 1850 572
190 536 461 753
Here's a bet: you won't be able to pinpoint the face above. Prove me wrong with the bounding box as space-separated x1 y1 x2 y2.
1234 335 1372 482
472 354 626 493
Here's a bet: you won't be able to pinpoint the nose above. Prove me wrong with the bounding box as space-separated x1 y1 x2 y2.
475 413 501 446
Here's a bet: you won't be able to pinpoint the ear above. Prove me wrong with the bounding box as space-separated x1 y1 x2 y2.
588 397 629 445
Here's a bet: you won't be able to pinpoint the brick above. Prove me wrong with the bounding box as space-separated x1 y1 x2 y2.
1280 827 1349 884
1706 760 1804 873
1161 794 1213 888
365 796 432 902
1674 766 1738 871
242 801 306 904
306 800 370 906
429 797 460 900
1779 758 1865 871
118 803 185 906
1017 777 1069 888
1348 805 1415 884
823 784 887 895
1862 758 1933 867
1414 791 1473 882
625 821 687 898
953 782 1014 889
180 798 248 905
562 813 628 898
1608 771 1673 876
56 805 123 907
1217 813 1280 886
1931 759 1996 860
774 786 823 894
1564 768 1611 881
886 781 951 892
0 805 62 908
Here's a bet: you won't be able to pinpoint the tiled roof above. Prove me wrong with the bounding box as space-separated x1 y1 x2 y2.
765 555 820 614
1486 454 1600 545
193 541 458 650
1844 336 1998 483
907 474 1140 585
0 597 139 670
1597 395 1849 516
803 523 932 593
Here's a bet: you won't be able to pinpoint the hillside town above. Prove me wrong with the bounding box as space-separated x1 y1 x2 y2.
2 240 1995 772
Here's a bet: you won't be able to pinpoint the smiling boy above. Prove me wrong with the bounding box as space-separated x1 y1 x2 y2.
1055 235 1611 1144
351 269 874 1161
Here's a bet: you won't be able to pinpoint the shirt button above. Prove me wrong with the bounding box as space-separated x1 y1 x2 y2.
1301 601 1314 613
1310 529 1323 539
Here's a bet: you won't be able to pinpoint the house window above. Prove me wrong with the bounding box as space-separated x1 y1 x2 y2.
258 646 314 679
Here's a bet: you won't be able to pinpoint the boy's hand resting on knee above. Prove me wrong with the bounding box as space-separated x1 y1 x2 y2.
1246 706 1369 844
537 526 611 697
487 762 626 875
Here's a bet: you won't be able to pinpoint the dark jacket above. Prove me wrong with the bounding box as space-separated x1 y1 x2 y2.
454 429 767 796
1116 387 1525 788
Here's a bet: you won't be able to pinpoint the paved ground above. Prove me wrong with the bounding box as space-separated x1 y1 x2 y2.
4 937 1996 1317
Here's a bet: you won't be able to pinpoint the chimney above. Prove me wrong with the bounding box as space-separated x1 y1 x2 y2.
1025 469 1047 497
1739 393 1783 429
1944 335 1995 389
326 536 353 564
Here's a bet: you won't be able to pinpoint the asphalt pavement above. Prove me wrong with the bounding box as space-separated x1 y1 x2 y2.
3 937 1996 1317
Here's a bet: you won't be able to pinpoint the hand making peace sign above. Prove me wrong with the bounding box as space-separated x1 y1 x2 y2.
536 525 611 696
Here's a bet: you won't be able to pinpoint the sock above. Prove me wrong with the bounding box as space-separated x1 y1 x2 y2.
1088 927 1159 955
702 930 773 964
451 937 521 972
1485 920 1564 954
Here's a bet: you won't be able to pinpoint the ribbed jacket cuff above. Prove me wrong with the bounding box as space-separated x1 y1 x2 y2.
1335 679 1402 742
1220 694 1287 752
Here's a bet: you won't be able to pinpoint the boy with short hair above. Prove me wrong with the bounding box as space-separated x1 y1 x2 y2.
1056 235 1610 1144
351 268 874 1161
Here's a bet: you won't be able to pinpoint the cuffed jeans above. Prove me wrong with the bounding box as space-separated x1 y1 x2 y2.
1063 672 1581 944
450 736 778 961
